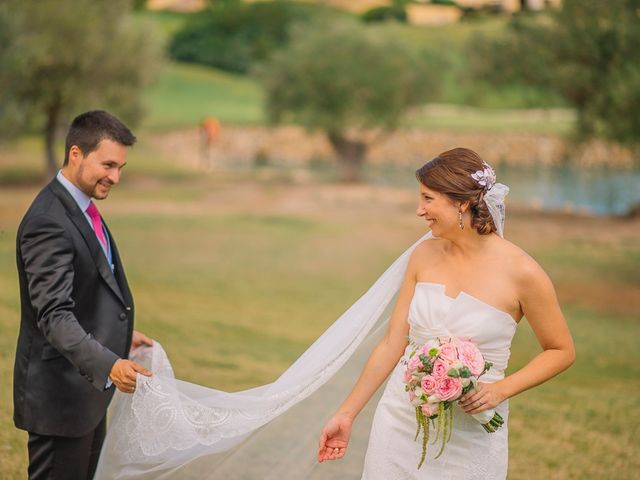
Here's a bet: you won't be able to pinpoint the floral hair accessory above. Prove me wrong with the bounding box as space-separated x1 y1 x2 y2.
470 162 497 192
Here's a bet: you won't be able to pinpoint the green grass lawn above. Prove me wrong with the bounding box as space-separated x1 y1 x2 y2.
142 62 265 130
403 103 574 134
0 143 638 477
377 17 566 109
134 9 191 39
142 61 573 134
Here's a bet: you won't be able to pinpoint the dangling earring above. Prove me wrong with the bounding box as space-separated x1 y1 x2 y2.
458 210 464 230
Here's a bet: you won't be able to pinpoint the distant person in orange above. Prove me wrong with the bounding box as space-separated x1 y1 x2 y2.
200 116 221 168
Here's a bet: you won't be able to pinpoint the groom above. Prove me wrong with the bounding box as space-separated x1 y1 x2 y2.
13 110 153 480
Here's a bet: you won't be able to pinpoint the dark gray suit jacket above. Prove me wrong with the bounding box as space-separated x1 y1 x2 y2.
13 178 134 437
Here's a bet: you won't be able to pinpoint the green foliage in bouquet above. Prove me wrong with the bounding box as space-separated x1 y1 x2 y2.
414 401 454 469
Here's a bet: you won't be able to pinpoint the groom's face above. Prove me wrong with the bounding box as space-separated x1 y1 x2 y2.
70 139 128 199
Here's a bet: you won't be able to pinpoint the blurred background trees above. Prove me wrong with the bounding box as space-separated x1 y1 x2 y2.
0 0 163 173
360 0 408 23
1 0 639 180
169 0 341 74
164 0 640 149
471 0 640 145
259 19 438 181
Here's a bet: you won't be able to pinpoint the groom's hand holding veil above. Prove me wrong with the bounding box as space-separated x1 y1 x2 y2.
108 330 154 394
318 412 353 463
130 330 154 353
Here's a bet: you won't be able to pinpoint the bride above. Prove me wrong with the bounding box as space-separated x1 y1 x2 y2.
317 147 575 478
95 147 574 479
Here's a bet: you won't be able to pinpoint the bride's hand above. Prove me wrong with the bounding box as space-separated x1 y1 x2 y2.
317 412 353 463
459 382 506 415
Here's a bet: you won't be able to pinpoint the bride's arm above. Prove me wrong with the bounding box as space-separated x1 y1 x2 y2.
318 250 418 461
335 271 416 420
460 257 576 415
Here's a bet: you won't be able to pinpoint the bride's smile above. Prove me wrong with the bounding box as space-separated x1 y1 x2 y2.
416 185 463 237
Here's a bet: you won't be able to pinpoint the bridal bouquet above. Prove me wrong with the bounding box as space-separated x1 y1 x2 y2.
403 337 504 468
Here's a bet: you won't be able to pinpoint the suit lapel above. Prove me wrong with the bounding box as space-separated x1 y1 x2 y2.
49 179 126 305
104 221 133 308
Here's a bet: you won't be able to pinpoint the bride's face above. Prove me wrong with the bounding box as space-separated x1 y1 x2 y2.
416 183 460 237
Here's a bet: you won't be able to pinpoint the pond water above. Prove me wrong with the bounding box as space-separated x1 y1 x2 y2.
365 163 640 216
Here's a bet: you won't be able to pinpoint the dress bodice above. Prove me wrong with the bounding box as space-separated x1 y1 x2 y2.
408 282 518 381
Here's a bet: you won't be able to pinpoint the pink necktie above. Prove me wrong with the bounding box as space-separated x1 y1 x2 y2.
86 201 108 251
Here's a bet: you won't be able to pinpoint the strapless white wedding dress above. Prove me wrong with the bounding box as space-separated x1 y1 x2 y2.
362 282 518 480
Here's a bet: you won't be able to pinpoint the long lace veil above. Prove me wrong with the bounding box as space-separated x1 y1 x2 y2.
94 232 433 479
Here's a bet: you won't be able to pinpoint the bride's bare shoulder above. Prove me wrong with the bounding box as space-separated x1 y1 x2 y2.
498 238 549 284
405 237 446 277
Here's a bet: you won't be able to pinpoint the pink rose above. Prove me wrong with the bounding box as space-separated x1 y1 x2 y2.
435 376 463 402
408 389 417 402
418 343 435 357
403 369 413 384
458 341 485 377
407 355 423 372
421 403 439 417
431 359 450 378
438 343 458 363
420 375 437 395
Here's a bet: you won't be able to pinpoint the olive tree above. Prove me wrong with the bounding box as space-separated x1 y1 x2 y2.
0 0 162 173
471 0 640 145
259 20 438 181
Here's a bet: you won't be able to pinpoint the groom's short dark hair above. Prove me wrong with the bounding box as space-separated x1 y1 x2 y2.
63 110 136 166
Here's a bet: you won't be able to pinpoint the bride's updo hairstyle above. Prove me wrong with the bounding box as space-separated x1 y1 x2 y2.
415 147 497 235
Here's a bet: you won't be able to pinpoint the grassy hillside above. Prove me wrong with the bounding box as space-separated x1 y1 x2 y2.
141 61 573 133
142 62 265 130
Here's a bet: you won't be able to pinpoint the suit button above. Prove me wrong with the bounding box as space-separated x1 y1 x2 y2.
119 313 127 321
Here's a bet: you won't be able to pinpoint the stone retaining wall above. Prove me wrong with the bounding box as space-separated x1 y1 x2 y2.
158 125 636 170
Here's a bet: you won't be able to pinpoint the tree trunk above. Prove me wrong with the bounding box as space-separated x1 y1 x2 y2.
44 97 62 176
327 132 368 183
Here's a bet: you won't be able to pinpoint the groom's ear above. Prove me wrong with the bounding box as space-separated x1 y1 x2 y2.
68 145 84 166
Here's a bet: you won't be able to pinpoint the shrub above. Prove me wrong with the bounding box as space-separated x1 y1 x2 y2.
361 6 407 23
169 1 341 74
